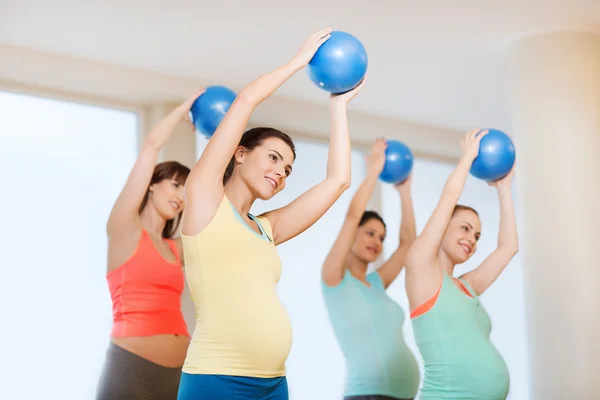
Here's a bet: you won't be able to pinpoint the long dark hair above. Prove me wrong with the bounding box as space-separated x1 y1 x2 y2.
139 161 190 238
223 127 296 185
359 210 387 230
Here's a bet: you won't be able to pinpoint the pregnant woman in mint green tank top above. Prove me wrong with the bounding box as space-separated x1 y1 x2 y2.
404 129 519 400
322 139 420 400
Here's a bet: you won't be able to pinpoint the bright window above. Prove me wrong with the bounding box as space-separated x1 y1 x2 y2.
0 91 139 399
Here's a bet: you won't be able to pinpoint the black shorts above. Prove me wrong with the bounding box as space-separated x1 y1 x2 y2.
96 342 182 400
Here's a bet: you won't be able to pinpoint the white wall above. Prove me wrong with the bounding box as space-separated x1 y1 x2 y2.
381 158 530 400
0 91 139 400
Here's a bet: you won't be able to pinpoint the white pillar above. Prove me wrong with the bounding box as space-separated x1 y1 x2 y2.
508 32 600 399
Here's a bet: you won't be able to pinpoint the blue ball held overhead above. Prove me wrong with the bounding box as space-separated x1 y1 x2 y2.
379 140 414 184
306 31 368 94
470 129 516 182
190 85 237 138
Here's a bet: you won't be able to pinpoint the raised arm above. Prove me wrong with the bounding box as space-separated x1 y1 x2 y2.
182 28 333 235
460 166 518 295
377 175 416 288
262 78 367 246
405 129 487 268
106 92 202 237
322 139 387 286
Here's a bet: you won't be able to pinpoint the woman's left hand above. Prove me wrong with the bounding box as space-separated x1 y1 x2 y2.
394 173 413 195
330 76 367 106
488 162 516 188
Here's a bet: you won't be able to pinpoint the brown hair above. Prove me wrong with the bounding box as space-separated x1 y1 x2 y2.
223 127 296 185
452 204 479 217
139 161 190 238
359 210 387 231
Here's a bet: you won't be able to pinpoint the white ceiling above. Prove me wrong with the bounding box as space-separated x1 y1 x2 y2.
1 0 599 132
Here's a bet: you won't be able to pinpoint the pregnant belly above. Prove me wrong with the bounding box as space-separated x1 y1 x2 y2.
345 333 421 397
422 342 510 399
187 290 293 377
231 300 293 369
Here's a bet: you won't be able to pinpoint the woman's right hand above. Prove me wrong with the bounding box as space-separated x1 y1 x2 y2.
367 138 388 176
290 28 332 69
179 87 206 118
460 128 488 161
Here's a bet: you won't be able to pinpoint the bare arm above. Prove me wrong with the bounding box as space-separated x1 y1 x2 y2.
263 79 367 246
106 95 199 237
182 28 332 236
460 168 519 295
322 139 386 286
405 129 488 268
378 177 416 288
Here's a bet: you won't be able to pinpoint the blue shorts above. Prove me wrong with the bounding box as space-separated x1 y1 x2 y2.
177 373 288 400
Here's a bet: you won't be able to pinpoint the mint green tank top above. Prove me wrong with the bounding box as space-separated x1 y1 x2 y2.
322 270 420 399
411 272 510 399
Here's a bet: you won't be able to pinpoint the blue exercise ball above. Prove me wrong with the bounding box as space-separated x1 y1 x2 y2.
306 31 368 94
190 85 237 138
379 140 414 184
470 129 516 182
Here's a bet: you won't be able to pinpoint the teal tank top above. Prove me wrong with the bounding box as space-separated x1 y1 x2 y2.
322 270 420 399
411 272 510 399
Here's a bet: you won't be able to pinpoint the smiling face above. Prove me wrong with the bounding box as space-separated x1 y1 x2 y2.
149 177 185 220
351 215 386 264
236 136 295 200
138 161 190 238
441 207 482 264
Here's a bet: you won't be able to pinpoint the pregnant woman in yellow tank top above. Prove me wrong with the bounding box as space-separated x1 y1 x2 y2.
177 28 366 400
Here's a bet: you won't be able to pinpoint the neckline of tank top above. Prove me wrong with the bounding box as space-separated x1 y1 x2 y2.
142 229 179 265
346 270 375 289
444 272 477 302
227 201 272 243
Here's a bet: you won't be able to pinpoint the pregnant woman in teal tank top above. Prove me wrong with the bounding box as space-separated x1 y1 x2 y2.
322 139 420 400
404 129 519 400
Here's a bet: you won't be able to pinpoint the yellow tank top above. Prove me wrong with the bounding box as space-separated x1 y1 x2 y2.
181 195 293 378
